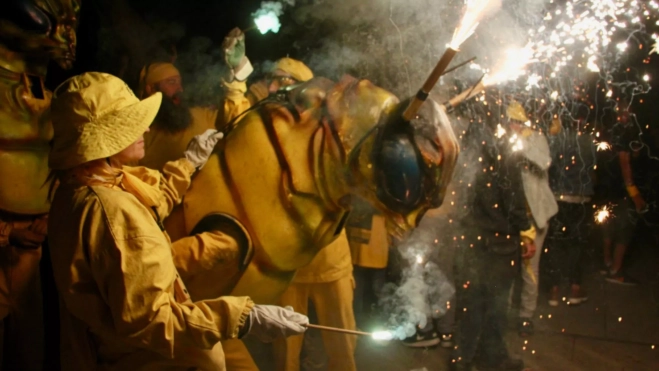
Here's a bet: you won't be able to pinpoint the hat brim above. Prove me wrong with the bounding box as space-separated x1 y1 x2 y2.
49 92 163 169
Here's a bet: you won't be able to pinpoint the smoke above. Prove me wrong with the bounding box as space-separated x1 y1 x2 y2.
285 0 549 99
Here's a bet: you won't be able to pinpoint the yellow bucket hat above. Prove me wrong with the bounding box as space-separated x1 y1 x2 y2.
138 62 181 98
49 72 162 170
507 101 528 122
272 57 313 82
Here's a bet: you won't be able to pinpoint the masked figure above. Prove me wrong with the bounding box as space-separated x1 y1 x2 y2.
0 1 79 369
165 75 459 307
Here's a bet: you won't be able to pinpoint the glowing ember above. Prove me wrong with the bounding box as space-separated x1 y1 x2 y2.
596 141 611 151
595 205 611 224
416 254 424 265
372 331 394 341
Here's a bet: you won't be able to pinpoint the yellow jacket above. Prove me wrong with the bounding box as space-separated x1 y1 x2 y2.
347 215 389 269
292 230 353 284
218 80 251 131
48 158 253 370
140 82 251 171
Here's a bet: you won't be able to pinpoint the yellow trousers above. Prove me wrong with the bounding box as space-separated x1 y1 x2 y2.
222 339 259 371
273 275 357 371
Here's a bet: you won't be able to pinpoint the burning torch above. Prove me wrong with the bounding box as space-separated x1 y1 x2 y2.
402 0 501 121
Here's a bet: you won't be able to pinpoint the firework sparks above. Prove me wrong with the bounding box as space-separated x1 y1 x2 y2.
597 141 612 151
595 205 612 224
450 0 502 49
483 45 535 86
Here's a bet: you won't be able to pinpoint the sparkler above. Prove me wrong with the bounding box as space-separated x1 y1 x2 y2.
304 324 393 341
596 141 611 151
403 0 501 121
595 205 611 224
251 1 286 34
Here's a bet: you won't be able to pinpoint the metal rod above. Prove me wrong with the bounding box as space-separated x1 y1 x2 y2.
243 25 257 33
304 323 372 337
443 74 486 110
442 56 477 76
403 47 459 121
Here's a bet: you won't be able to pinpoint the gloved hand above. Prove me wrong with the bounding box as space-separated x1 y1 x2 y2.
223 27 246 69
184 129 224 170
222 28 253 82
243 305 308 343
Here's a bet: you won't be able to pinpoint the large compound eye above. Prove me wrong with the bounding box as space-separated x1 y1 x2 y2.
2 0 52 34
376 134 423 214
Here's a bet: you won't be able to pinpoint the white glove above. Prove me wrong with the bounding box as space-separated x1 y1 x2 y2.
244 305 308 343
184 129 224 169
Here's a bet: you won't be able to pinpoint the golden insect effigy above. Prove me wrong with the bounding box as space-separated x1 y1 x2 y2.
166 76 459 305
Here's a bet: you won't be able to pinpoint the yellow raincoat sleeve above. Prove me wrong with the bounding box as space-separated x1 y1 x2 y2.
88 187 253 355
171 231 241 283
220 80 251 129
122 158 196 218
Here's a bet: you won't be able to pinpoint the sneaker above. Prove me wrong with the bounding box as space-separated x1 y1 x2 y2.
605 271 638 286
567 287 588 305
440 333 454 348
402 329 440 348
599 262 613 276
518 317 534 337
548 285 560 307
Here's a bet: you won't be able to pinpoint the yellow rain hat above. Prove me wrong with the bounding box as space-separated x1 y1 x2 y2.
138 62 180 98
272 57 314 82
49 72 162 170
507 101 528 122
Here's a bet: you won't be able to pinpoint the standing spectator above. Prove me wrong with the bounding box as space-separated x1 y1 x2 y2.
597 104 645 285
506 102 558 335
545 114 596 305
451 120 535 371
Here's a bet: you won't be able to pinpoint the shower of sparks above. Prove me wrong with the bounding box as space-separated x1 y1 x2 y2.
450 0 502 49
597 141 612 151
510 134 524 152
523 0 657 76
483 45 535 86
372 331 394 341
595 205 611 224
496 124 507 138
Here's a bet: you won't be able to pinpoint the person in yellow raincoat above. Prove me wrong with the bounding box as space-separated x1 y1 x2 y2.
345 198 389 330
139 28 253 171
46 72 309 370
273 231 357 371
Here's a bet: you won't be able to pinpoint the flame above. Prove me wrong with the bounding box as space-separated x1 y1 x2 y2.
254 11 281 34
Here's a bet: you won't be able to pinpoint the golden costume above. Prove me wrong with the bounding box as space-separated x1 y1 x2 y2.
0 1 79 368
165 74 459 307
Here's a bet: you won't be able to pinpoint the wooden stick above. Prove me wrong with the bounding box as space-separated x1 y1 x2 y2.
304 323 372 337
403 47 459 121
